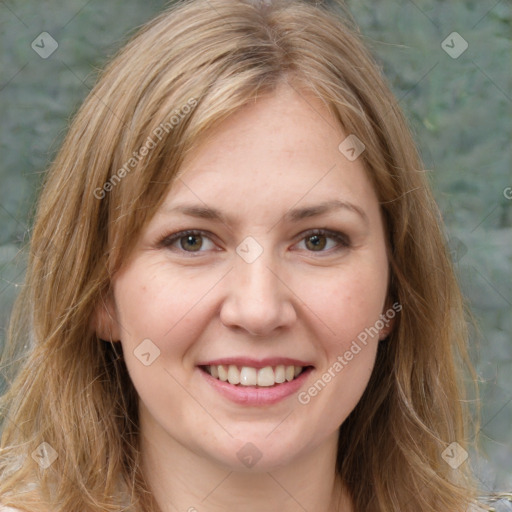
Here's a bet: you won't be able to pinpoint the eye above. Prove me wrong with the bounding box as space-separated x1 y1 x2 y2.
295 229 350 253
158 228 350 256
159 230 216 253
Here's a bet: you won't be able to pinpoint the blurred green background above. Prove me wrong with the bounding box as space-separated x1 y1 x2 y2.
1 0 510 496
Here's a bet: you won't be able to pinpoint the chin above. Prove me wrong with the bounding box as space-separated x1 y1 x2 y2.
205 434 308 473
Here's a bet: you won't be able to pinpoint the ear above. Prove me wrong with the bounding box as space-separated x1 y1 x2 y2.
378 319 394 341
378 299 400 341
91 289 121 342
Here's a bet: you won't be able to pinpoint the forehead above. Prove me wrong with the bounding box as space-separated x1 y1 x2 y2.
158 83 379 224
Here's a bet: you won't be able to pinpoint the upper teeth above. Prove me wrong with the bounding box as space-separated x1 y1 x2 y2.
207 365 303 387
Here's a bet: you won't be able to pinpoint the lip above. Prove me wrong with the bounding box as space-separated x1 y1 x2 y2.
197 365 314 406
197 357 314 369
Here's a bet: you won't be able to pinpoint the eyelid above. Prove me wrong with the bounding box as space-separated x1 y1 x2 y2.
303 228 349 242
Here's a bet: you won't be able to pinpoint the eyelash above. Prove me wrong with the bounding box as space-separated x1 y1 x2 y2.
157 228 351 256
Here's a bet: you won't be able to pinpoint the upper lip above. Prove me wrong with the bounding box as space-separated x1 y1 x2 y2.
197 357 314 369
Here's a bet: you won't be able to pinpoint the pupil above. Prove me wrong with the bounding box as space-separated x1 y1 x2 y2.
182 235 202 251
307 235 326 251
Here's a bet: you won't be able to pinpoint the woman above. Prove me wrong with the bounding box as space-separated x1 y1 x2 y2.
0 0 486 510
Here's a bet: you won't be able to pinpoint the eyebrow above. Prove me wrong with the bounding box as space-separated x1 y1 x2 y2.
163 199 368 226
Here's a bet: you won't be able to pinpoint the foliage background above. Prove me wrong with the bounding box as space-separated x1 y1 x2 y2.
0 0 510 497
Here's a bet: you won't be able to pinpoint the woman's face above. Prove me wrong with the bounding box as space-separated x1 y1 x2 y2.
106 83 391 472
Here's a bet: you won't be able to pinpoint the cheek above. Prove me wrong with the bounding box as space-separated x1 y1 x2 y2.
292 260 387 423
112 264 205 419
113 262 214 346
296 260 388 345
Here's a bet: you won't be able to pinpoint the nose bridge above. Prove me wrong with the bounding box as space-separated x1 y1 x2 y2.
220 245 295 335
239 253 280 302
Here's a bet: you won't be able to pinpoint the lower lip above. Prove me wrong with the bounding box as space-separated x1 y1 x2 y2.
198 367 314 406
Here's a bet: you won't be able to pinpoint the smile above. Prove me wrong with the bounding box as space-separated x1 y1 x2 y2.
197 357 315 405
201 364 309 387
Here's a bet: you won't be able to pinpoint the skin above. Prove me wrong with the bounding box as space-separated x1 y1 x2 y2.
97 82 392 512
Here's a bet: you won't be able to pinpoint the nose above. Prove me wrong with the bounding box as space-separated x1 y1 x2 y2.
219 252 297 337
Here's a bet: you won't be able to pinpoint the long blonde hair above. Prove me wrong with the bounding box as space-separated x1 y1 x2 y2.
0 0 481 510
